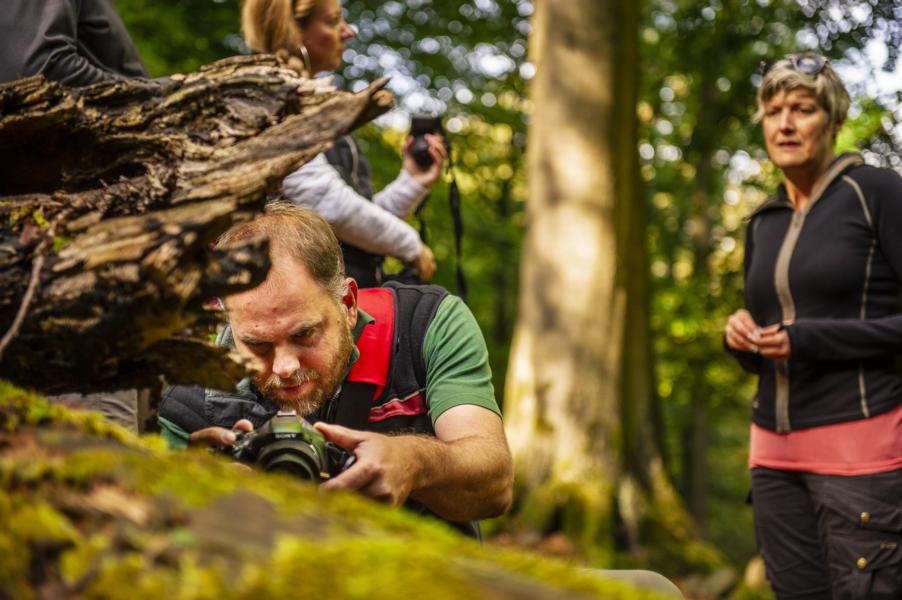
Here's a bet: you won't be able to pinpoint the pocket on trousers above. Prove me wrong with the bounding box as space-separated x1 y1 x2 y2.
819 474 902 533
826 529 902 600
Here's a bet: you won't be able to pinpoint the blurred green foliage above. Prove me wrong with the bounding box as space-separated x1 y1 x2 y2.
115 0 244 76
115 0 902 578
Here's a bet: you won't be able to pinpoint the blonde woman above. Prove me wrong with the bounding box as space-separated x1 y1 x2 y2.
242 0 446 287
725 53 902 599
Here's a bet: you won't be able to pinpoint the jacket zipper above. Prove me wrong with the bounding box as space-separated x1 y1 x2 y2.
843 174 876 419
770 154 864 433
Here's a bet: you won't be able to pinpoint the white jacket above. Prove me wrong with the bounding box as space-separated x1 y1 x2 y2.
282 153 430 262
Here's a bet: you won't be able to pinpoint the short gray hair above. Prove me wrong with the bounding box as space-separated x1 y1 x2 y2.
754 54 850 130
217 202 347 301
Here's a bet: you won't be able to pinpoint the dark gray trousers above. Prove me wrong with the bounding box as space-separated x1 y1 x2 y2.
49 390 139 432
752 467 902 600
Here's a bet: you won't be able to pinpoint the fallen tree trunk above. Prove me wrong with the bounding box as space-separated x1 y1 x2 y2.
0 55 392 395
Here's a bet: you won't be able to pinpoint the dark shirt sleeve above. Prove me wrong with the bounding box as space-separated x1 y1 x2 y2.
787 315 902 360
2 0 147 86
725 218 764 374
787 169 902 361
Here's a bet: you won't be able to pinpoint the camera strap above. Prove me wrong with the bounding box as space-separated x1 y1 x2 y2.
409 156 467 302
443 149 467 303
448 175 467 302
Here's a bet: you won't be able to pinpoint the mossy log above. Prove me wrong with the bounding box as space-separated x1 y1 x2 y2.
0 55 392 395
0 383 668 600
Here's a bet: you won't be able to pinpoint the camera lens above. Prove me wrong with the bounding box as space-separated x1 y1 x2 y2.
257 441 322 481
411 136 433 169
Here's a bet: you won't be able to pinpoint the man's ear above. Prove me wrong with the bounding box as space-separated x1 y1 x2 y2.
342 277 359 328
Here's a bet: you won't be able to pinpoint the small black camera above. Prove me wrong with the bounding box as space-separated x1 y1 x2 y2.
409 114 448 170
217 411 354 482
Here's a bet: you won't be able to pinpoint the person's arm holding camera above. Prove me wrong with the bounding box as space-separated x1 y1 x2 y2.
283 154 438 280
403 133 448 188
315 406 512 520
380 133 446 280
373 133 447 212
316 295 513 521
284 156 427 253
370 133 446 281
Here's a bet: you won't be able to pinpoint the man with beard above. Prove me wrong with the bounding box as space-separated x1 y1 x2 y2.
158 204 513 532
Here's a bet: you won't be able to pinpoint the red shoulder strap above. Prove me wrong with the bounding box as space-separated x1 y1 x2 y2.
347 288 395 402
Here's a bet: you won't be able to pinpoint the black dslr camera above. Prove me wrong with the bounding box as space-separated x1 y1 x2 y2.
409 114 448 170
218 411 354 482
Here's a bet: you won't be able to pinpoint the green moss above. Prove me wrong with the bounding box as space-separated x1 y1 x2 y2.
60 534 112 587
52 235 73 253
0 495 35 600
730 582 776 600
639 473 723 575
505 476 617 565
0 382 671 599
6 206 32 229
31 208 49 228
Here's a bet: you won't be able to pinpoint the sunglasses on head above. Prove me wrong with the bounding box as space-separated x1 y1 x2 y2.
759 53 829 78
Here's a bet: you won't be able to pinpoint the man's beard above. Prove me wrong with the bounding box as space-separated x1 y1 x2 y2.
254 325 354 416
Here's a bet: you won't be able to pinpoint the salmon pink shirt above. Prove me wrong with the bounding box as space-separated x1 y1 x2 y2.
749 402 902 475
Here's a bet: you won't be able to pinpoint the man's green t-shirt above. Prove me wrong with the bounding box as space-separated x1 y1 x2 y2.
422 295 499 423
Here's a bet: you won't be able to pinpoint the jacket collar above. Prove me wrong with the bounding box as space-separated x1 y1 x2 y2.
747 152 864 220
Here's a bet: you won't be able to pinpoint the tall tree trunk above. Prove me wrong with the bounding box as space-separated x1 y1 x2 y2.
504 0 719 571
680 68 719 534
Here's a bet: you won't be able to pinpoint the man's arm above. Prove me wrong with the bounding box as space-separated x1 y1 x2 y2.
315 405 512 521
2 0 145 86
315 295 513 520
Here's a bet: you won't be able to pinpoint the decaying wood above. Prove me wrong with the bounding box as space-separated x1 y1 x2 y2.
0 54 393 394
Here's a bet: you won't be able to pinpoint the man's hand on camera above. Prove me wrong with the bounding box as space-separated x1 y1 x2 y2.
413 243 436 281
403 133 446 188
188 419 254 447
314 422 416 506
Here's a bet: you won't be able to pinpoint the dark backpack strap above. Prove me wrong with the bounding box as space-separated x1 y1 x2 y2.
332 381 378 430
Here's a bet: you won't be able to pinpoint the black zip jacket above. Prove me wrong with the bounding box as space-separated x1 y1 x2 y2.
1 0 148 86
730 153 902 432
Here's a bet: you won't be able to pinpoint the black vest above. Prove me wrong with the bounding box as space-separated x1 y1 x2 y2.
325 135 383 288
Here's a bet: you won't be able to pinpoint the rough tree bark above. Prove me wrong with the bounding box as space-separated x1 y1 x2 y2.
503 0 722 574
0 55 391 395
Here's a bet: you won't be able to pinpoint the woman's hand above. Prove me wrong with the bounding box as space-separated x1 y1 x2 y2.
756 323 792 360
403 133 447 188
413 243 436 281
725 309 792 359
725 309 761 353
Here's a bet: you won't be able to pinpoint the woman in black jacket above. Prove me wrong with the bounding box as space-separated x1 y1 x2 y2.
725 53 902 599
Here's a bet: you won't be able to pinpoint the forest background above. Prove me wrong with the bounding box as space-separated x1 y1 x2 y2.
114 0 902 578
